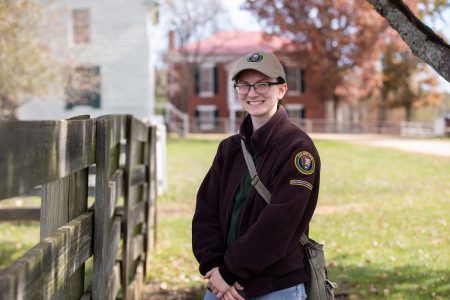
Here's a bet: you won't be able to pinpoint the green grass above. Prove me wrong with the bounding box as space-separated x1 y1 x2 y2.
1 137 449 299
147 137 450 300
0 197 41 271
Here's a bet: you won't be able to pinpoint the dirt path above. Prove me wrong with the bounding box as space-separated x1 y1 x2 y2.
187 133 450 157
311 133 450 157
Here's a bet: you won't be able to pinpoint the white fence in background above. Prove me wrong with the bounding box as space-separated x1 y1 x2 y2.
163 117 445 137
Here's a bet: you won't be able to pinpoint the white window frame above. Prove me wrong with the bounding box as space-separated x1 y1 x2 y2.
198 63 215 97
286 67 303 95
197 105 217 130
72 8 90 45
286 103 304 121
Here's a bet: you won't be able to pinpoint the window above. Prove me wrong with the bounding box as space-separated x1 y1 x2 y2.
73 9 90 44
66 66 101 109
286 67 305 94
286 104 305 121
195 65 217 97
195 105 218 130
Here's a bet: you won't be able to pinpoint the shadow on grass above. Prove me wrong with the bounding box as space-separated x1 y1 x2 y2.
142 282 206 300
330 263 449 299
143 263 449 300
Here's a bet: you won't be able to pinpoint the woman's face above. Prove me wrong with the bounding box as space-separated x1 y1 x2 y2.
236 70 287 123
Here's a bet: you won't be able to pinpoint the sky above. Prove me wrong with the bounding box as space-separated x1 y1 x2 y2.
223 0 260 31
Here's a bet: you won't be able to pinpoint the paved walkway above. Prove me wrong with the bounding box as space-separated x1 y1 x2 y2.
311 134 450 157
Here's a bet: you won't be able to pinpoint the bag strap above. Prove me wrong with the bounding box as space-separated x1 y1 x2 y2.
240 139 309 246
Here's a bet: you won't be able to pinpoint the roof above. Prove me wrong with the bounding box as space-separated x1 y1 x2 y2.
183 31 297 55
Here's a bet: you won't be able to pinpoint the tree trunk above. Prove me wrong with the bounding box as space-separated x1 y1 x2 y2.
367 0 450 82
405 104 412 122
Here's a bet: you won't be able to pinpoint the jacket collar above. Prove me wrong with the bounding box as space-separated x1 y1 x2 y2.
239 105 288 155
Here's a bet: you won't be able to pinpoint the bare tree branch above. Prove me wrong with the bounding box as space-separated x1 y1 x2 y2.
367 0 450 82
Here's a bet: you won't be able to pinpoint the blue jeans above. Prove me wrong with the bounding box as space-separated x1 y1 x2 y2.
204 283 307 300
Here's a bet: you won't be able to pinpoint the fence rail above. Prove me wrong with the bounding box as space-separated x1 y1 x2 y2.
165 117 441 137
0 114 157 300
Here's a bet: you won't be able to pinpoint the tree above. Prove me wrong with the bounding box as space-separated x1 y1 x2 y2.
0 0 58 120
243 0 387 120
367 0 450 83
371 1 448 124
382 41 442 121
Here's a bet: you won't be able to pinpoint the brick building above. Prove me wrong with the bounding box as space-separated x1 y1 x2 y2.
167 31 326 133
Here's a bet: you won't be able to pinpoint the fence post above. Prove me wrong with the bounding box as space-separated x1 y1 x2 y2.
40 115 90 299
144 125 157 277
93 116 123 300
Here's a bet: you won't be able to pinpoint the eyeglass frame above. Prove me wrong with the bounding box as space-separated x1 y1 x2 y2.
234 81 284 95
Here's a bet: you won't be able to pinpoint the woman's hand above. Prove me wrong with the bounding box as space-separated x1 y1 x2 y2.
204 267 230 298
222 282 245 300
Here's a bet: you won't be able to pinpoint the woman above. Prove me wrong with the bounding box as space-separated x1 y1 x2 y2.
192 51 320 300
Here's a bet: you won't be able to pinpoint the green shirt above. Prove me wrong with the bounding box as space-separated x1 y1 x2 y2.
226 154 260 247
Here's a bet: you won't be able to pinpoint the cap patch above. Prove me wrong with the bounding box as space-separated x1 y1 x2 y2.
247 53 263 62
294 151 315 175
289 179 313 190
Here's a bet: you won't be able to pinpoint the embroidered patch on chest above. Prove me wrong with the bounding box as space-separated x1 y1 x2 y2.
289 180 313 190
294 151 315 175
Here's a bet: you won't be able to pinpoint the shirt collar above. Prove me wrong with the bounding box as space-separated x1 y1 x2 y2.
239 105 288 154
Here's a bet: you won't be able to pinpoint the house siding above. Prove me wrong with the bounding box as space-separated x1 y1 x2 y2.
18 0 156 120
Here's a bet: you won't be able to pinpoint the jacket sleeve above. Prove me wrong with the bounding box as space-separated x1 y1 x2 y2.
192 141 227 276
220 145 320 282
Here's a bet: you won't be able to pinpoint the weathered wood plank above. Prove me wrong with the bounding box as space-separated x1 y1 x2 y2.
131 140 145 168
0 208 40 221
106 217 121 287
40 176 69 240
125 261 144 300
128 200 146 230
145 125 158 276
106 263 121 300
108 169 123 217
122 115 135 299
130 165 147 187
80 292 92 300
131 235 145 261
93 116 124 300
0 212 93 299
68 162 89 299
80 282 92 300
131 118 149 143
0 119 96 200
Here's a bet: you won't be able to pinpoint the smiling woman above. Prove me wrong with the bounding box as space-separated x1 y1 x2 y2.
192 51 321 300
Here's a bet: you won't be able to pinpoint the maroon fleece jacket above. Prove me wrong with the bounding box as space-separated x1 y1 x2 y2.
192 106 320 297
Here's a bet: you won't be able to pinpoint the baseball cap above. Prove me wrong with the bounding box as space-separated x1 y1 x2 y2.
231 51 286 82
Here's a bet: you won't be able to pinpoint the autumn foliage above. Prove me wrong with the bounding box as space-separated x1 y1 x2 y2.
243 0 444 121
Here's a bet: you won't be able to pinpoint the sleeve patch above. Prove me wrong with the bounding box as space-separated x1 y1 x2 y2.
289 179 313 190
294 151 315 175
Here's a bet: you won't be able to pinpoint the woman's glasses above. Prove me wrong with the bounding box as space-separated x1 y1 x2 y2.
234 82 282 95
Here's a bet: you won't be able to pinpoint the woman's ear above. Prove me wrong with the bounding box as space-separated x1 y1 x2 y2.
278 83 288 99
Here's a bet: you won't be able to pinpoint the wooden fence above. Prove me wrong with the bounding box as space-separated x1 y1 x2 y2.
0 115 157 300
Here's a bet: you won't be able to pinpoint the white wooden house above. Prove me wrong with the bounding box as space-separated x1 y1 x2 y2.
18 0 159 120
17 0 168 194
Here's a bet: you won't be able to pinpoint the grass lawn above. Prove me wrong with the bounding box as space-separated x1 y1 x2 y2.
147 136 450 300
0 136 448 299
